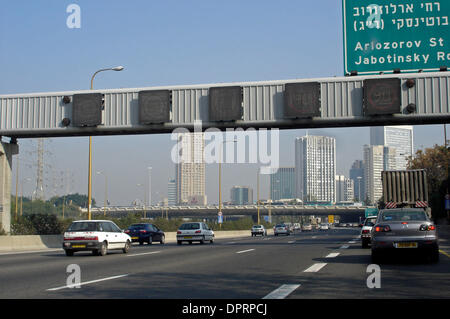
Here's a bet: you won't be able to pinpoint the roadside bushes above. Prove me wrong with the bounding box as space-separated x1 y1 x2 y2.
11 214 65 235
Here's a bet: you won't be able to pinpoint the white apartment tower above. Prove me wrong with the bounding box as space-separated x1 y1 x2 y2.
336 175 354 202
370 126 413 170
295 135 336 203
364 145 396 205
175 132 207 205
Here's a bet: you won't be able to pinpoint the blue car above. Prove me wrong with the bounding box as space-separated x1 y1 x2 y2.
125 223 165 245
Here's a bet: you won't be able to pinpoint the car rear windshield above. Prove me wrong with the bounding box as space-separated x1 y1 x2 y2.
364 218 377 226
276 224 285 228
129 224 148 230
253 225 262 228
381 210 428 222
67 222 100 232
179 223 200 230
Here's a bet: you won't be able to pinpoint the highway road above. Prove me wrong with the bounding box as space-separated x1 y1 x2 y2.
0 228 449 299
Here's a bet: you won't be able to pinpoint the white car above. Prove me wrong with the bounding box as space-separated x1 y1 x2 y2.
319 224 329 230
361 216 377 248
302 224 313 231
177 222 214 245
63 220 131 256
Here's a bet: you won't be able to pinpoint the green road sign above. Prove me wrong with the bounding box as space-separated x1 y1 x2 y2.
343 0 450 75
365 208 379 218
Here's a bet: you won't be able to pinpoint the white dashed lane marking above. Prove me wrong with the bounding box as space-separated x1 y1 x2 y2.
236 249 255 254
263 284 301 299
303 263 327 272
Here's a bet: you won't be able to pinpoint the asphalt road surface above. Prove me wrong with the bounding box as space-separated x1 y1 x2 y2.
0 228 449 299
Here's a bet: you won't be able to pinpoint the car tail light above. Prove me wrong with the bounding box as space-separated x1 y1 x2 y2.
64 236 98 241
362 229 370 234
177 231 182 234
195 230 201 234
374 225 391 232
140 230 147 233
420 224 436 231
124 230 130 233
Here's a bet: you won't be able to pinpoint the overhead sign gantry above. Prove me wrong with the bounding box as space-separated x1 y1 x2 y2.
1 72 449 139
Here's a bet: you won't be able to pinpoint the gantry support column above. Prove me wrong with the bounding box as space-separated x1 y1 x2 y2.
0 142 19 234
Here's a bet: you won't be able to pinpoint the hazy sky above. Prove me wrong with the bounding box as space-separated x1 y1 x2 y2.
1 1 447 205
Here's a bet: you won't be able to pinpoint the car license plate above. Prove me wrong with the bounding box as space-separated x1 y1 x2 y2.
72 244 86 248
395 242 418 248
132 237 139 240
184 236 192 239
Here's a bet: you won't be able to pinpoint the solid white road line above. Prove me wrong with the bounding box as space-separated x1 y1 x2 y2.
236 249 255 254
303 263 327 272
348 241 357 244
0 249 63 256
127 251 161 257
263 284 301 299
288 241 295 244
340 245 349 249
47 274 129 291
325 252 340 258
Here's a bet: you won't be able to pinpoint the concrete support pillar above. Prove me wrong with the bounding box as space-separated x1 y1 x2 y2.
0 142 19 234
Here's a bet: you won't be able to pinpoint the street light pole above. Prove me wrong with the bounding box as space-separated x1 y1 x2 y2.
218 139 236 229
257 168 260 225
87 66 124 220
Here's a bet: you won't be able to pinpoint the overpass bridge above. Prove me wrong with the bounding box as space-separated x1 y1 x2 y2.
83 204 369 222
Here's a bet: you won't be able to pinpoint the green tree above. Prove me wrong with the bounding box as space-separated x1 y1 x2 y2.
407 144 450 222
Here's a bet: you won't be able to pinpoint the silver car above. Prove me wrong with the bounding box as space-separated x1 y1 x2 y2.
177 222 214 245
371 208 439 263
251 225 267 237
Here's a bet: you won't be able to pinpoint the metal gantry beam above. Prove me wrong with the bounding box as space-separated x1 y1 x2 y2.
1 72 449 138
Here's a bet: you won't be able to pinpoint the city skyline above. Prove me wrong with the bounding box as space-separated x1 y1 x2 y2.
13 125 445 206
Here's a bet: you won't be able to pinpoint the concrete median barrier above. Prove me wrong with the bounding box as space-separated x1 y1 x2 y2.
0 229 275 252
0 235 63 252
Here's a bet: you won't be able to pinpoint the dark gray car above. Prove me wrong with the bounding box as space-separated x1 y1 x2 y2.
371 208 439 263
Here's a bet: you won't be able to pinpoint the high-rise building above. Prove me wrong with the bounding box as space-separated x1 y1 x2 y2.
364 145 396 205
349 160 365 202
295 135 336 203
230 186 253 205
370 126 413 170
270 167 295 200
175 132 206 205
167 179 177 206
335 175 354 203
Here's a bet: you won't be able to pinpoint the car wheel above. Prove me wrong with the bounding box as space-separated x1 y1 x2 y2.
177 240 182 245
160 235 165 244
139 241 144 246
210 238 214 244
148 236 153 245
200 236 205 244
98 242 107 256
123 240 131 254
188 241 193 245
65 250 74 256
